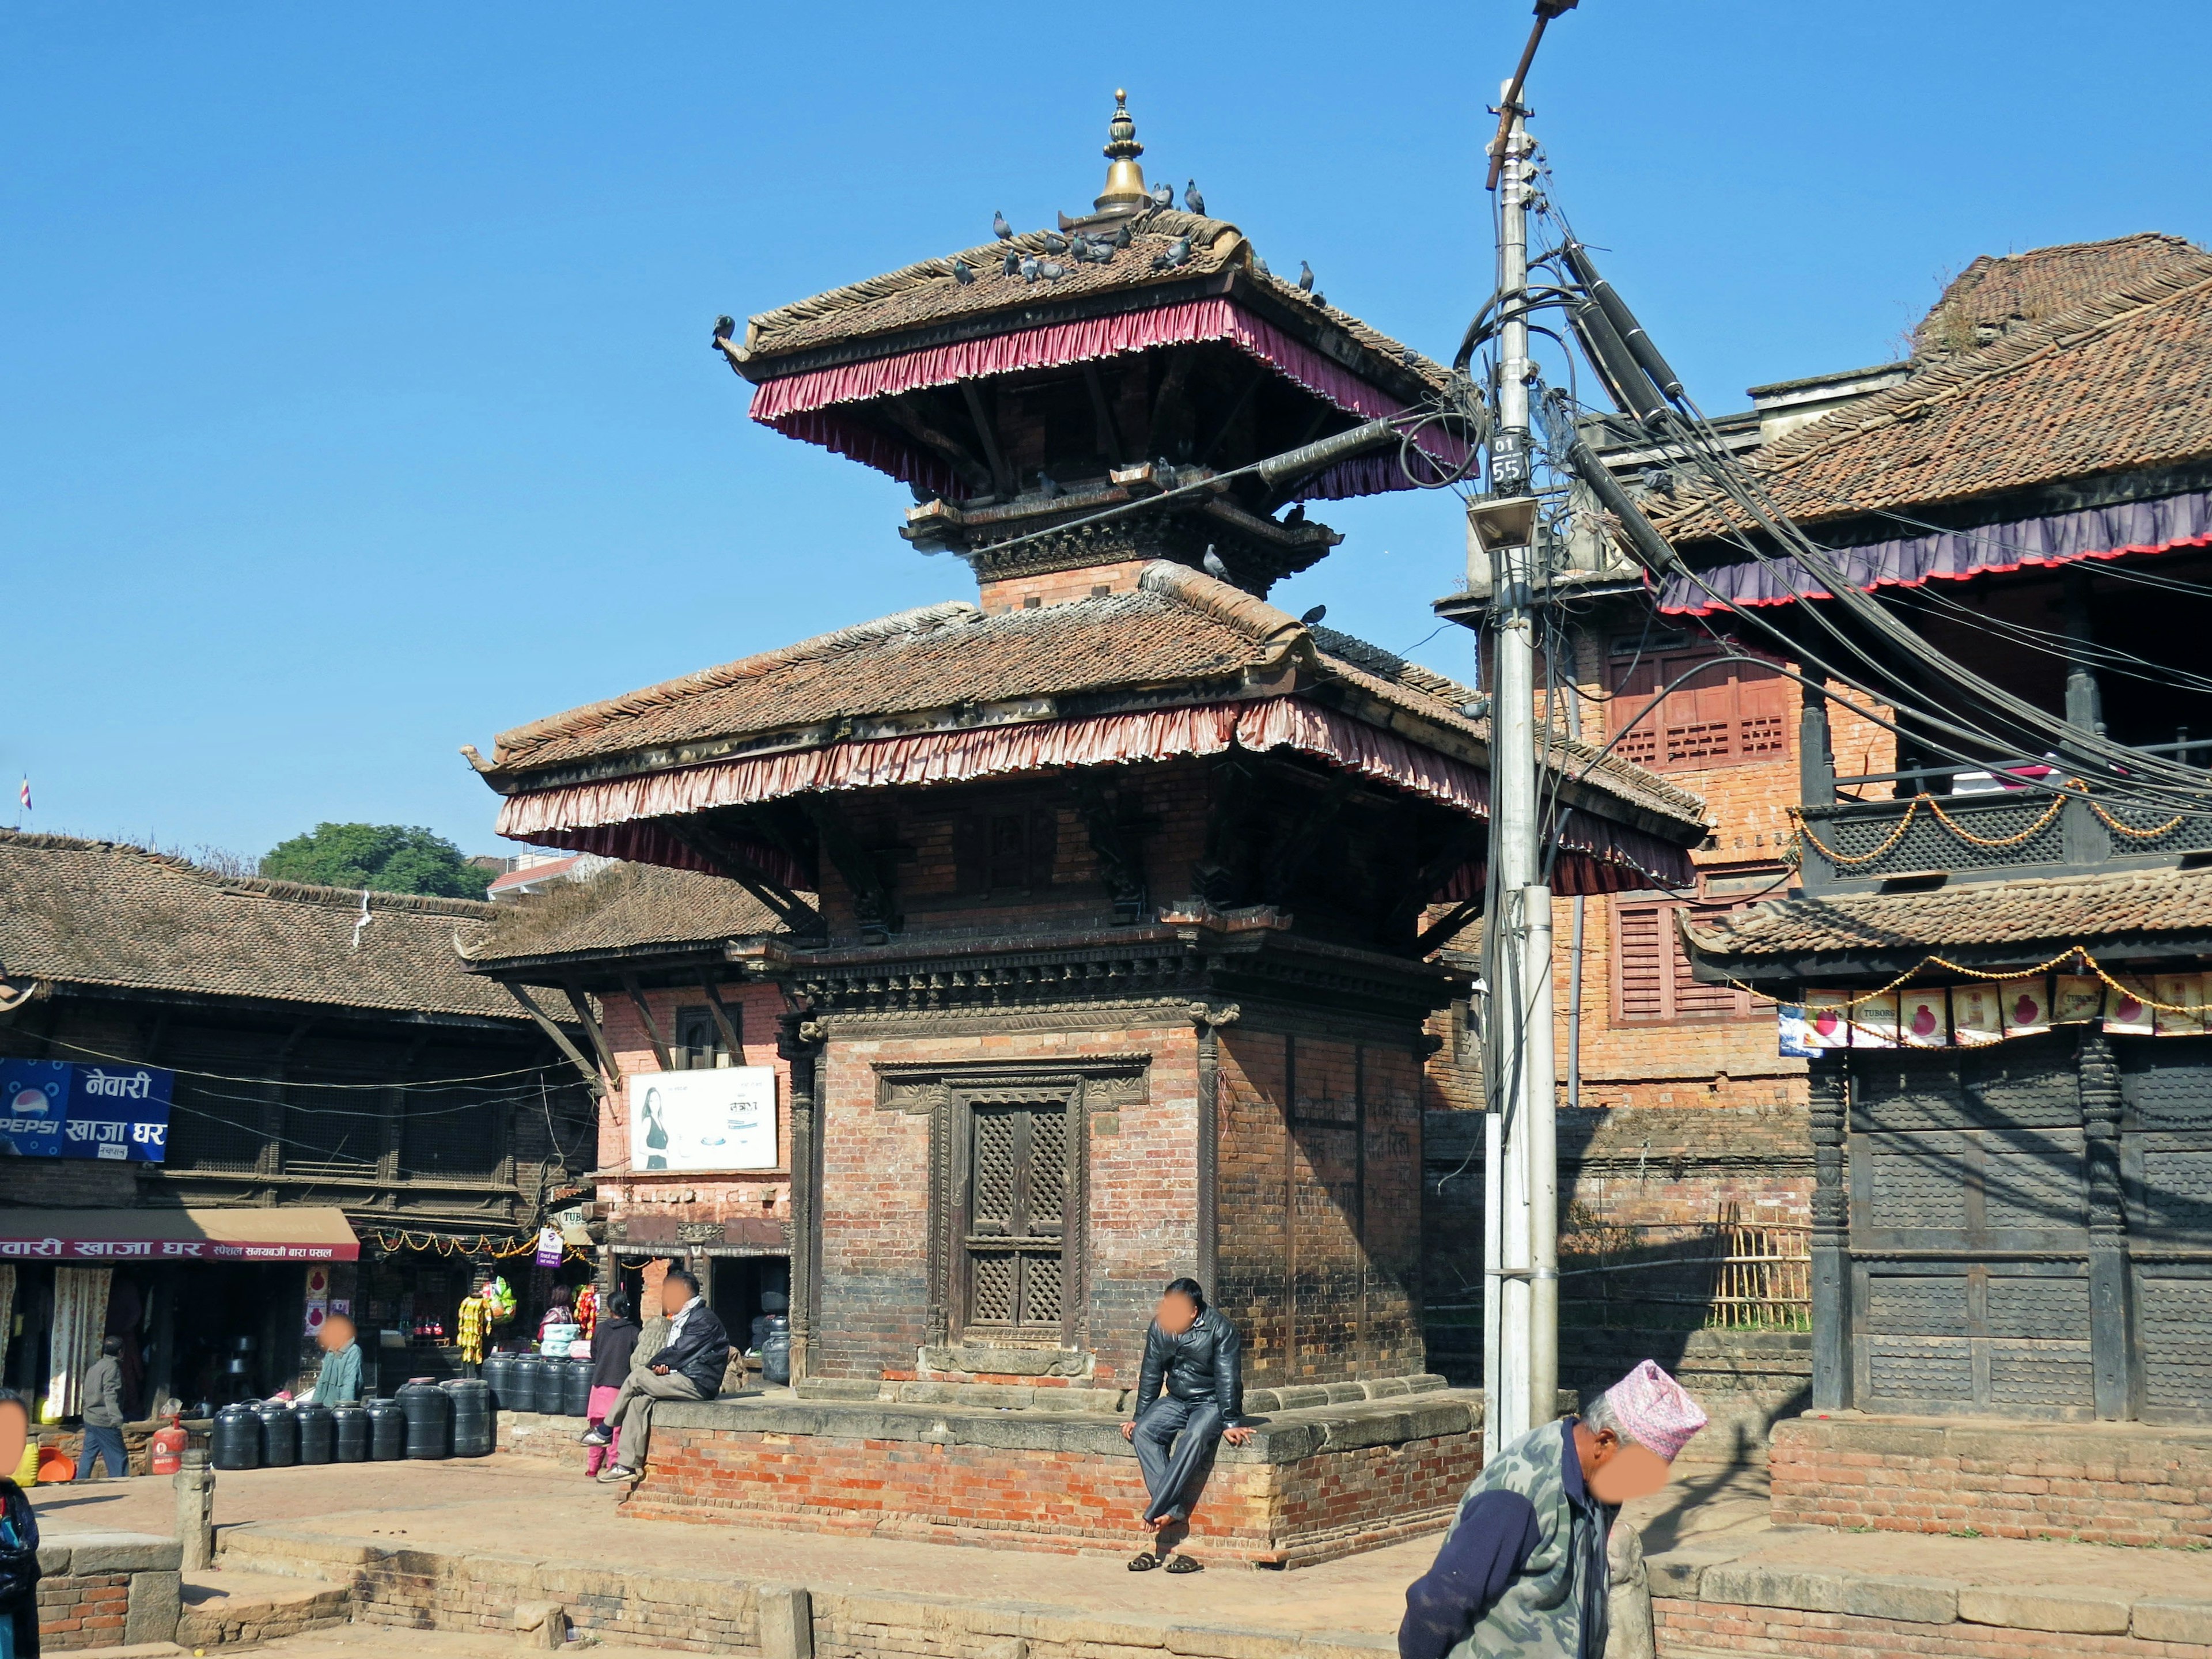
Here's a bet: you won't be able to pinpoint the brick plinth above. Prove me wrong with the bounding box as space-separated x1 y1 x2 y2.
1771 1415 2212 1547
616 1390 1485 1567
1654 1596 2212 1659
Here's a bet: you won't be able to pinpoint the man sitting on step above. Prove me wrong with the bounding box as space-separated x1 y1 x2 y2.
582 1269 730 1483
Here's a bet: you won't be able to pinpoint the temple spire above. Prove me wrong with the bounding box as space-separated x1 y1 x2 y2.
1094 89 1149 213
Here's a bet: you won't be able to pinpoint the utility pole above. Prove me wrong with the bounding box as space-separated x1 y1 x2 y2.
1477 84 1560 1456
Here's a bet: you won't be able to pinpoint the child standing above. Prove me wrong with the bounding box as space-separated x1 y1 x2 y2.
581 1291 641 1478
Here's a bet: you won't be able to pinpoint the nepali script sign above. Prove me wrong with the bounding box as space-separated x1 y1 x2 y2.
0 1059 173 1163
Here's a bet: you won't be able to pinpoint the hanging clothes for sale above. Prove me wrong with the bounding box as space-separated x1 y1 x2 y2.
574 1282 598 1343
46 1266 111 1423
456 1292 486 1365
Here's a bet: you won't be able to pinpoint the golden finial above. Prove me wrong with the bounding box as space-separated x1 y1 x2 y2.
1095 89 1149 213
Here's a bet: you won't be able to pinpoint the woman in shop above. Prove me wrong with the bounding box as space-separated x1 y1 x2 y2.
581 1290 641 1478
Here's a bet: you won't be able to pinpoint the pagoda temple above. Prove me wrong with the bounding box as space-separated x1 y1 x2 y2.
465 95 1709 1563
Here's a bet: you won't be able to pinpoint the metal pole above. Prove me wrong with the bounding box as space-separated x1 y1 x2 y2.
1486 92 1550 1452
1520 885 1559 1429
1481 1106 1503 1460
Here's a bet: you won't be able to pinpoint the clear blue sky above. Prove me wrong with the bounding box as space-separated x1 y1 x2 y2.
9 2 2207 862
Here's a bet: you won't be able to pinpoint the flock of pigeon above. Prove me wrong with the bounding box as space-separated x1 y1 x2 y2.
947 182 1319 302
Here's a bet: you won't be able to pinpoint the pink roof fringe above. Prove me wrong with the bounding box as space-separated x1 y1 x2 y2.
495 697 1692 899
749 299 1468 502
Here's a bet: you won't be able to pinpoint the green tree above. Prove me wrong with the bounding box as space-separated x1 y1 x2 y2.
259 823 493 899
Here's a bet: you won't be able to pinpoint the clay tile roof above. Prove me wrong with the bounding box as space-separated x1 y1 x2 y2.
480 562 1705 837
0 831 524 1019
464 861 787 968
1915 233 2205 359
1683 865 2212 968
736 207 1449 388
1658 243 2212 540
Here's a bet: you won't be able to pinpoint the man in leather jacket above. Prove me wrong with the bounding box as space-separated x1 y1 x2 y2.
1120 1278 1252 1572
584 1268 730 1482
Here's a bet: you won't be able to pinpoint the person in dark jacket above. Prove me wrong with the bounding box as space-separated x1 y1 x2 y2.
75 1336 129 1482
0 1389 41 1657
581 1291 642 1478
1120 1278 1252 1574
582 1269 728 1483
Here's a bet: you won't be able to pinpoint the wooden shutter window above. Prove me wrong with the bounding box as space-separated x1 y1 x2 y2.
1611 649 1792 773
954 808 1058 897
1614 897 1755 1023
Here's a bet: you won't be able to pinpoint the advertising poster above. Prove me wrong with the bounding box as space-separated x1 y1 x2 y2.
1951 983 2005 1047
0 1060 173 1162
628 1067 778 1172
2156 974 2206 1038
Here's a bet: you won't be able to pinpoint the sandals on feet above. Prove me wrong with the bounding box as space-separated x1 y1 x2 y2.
1127 1551 1161 1571
1164 1555 1203 1574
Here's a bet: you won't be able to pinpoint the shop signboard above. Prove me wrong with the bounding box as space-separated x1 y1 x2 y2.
627 1067 778 1172
0 1059 172 1162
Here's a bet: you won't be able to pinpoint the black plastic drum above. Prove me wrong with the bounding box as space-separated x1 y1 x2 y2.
364 1396 407 1461
562 1356 592 1417
293 1402 334 1465
331 1403 369 1463
444 1378 493 1457
211 1402 262 1471
397 1377 451 1459
480 1353 513 1412
505 1355 541 1414
256 1401 299 1467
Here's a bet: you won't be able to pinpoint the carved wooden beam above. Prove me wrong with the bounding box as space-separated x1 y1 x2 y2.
883 394 993 493
503 984 604 1096
958 382 1016 494
1066 775 1150 923
1082 362 1125 465
562 981 623 1087
659 817 823 935
1198 362 1270 467
1146 347 1195 459
1388 821 1489 940
1414 896 1484 957
620 974 676 1071
698 975 744 1061
802 798 901 933
1259 772 1359 904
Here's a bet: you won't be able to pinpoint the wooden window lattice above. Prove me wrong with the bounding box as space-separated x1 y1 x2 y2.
964 1102 1068 1335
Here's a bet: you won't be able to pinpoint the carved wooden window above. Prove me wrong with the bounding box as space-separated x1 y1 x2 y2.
1610 645 1790 772
964 1101 1068 1335
953 808 1056 897
1613 898 1756 1023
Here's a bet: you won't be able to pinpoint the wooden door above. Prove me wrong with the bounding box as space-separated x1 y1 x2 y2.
964 1102 1069 1337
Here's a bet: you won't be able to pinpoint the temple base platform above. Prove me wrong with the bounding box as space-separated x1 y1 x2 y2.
1772 1411 2212 1547
606 1372 1484 1568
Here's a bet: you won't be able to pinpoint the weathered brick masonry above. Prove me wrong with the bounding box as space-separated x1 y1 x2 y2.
31 1531 184 1653
1771 1415 2212 1546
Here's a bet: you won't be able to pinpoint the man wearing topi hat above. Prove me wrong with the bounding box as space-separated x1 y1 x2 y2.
1398 1360 1706 1659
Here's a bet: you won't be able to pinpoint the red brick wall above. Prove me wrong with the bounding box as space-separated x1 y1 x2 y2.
977 559 1153 613
599 982 793 1228
37 1572 131 1652
1771 1418 2212 1547
623 1418 1481 1566
814 1022 1199 1385
1216 1028 1424 1387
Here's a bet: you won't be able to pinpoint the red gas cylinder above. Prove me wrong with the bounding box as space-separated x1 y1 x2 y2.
149 1416 188 1475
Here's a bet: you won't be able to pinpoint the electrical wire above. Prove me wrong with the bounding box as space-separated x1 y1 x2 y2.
37 1032 570 1090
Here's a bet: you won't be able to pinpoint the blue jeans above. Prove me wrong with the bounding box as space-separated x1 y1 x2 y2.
1131 1396 1224 1524
77 1423 129 1479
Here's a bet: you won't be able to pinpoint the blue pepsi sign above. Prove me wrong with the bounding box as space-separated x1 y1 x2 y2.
0 1059 173 1162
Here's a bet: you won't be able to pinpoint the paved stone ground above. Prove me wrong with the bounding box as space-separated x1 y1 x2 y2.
43 1447 2212 1653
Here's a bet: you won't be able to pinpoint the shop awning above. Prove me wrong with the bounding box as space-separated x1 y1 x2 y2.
0 1206 359 1263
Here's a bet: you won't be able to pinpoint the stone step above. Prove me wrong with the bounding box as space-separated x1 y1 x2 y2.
177 1568 352 1649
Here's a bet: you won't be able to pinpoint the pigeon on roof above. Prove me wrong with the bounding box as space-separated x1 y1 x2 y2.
1042 231 1069 253
993 210 1013 241
1184 179 1206 215
950 258 974 286
1298 261 1315 293
1202 545 1230 579
1150 180 1174 208
1300 604 1327 626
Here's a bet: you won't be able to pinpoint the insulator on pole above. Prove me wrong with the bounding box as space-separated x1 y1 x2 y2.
1563 240 1687 404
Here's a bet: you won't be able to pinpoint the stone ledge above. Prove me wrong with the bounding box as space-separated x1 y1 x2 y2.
35 1531 183 1577
650 1387 1480 1463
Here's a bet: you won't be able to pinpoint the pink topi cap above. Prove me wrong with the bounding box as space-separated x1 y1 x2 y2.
1604 1359 1708 1462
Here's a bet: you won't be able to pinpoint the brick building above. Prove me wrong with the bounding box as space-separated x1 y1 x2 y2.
0 831 594 1419
1665 235 2212 1536
463 96 1708 1556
